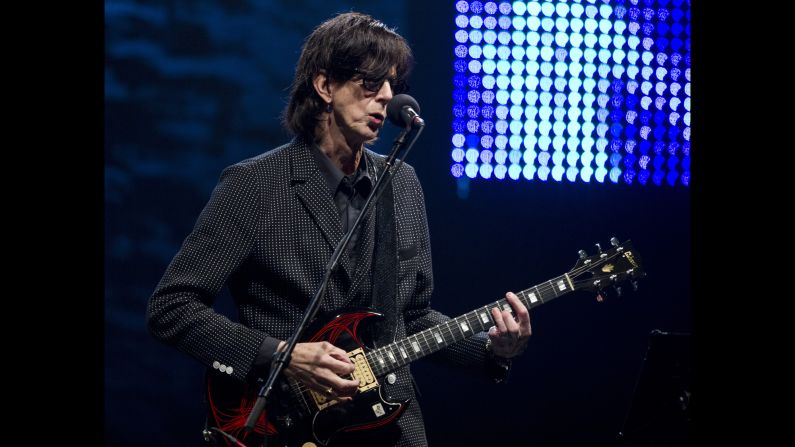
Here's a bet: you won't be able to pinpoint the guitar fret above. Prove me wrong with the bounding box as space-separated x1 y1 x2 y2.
408 338 418 359
397 339 411 357
563 272 575 291
393 339 409 363
464 312 476 333
419 330 431 353
459 318 470 335
517 291 526 306
484 302 497 328
404 337 414 358
445 320 456 344
479 309 491 325
414 333 425 356
548 280 560 297
501 300 512 314
466 311 483 333
419 332 428 353
403 339 416 360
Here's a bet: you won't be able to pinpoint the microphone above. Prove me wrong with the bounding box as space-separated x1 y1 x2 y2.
387 94 425 129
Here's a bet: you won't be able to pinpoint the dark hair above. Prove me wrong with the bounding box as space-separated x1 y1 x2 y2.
282 12 414 141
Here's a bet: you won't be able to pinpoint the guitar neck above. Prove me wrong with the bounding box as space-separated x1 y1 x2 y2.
366 273 576 376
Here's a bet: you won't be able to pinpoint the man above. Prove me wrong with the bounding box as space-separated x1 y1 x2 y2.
147 12 531 447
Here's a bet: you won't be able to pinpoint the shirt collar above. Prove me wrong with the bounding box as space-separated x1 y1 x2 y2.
310 144 372 194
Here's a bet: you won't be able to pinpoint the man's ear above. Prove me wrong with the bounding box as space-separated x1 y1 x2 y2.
313 71 333 104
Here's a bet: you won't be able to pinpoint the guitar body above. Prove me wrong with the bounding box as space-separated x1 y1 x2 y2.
205 239 645 446
206 310 410 447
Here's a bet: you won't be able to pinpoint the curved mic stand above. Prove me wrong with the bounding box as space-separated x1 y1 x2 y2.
243 121 425 444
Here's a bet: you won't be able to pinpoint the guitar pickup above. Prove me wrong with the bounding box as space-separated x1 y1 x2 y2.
348 348 379 393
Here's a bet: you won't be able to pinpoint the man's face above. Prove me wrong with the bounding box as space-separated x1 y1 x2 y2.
328 68 397 146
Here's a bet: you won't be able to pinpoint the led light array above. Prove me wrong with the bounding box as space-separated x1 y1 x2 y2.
451 0 691 186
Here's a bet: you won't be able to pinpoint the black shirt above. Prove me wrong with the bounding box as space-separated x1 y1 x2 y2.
309 143 373 271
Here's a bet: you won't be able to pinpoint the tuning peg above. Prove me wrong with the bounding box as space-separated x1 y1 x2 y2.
615 286 622 297
596 292 605 303
632 281 639 292
578 249 588 259
595 243 603 254
610 237 620 247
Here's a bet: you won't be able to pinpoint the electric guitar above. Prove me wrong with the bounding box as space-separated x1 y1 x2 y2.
206 238 645 447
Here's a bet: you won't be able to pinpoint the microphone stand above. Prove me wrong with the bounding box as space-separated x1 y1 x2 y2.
244 121 425 443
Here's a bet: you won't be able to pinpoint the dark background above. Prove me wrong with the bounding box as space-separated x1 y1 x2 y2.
105 1 690 445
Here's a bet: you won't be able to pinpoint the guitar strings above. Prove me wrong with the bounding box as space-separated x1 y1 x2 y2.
288 252 629 398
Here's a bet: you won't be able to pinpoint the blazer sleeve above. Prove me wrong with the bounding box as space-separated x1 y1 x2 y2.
146 163 270 382
401 169 511 383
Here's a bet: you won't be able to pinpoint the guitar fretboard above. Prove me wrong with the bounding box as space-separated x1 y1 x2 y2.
366 273 576 376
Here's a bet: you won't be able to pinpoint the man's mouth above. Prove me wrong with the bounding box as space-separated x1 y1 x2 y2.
369 113 385 125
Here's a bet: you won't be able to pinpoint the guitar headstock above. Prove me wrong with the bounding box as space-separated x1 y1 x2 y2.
569 237 645 299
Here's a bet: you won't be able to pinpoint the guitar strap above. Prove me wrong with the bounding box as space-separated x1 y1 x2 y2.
369 173 398 348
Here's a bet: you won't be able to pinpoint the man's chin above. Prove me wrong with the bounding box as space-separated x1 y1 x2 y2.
364 128 381 146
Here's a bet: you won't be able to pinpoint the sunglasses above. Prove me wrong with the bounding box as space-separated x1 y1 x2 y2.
352 68 409 95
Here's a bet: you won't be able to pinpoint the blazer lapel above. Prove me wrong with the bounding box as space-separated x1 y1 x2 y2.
289 140 354 281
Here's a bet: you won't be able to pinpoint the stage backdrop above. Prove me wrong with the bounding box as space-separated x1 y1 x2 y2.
105 1 690 445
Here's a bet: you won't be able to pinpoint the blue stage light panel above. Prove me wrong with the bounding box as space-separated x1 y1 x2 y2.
452 0 690 186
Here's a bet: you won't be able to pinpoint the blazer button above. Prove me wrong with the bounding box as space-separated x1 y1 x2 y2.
386 373 397 385
220 364 227 373
226 366 234 375
212 361 220 370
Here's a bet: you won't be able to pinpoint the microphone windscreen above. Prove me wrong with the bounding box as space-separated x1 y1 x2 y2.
387 94 421 127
